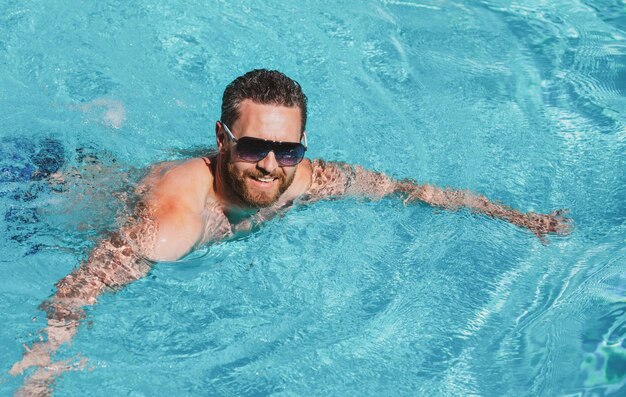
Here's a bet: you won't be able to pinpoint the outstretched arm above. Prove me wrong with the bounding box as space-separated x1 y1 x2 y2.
305 159 571 238
395 180 571 238
305 159 397 200
10 158 215 395
9 218 157 394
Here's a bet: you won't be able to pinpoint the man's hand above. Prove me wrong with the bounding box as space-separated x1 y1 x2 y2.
9 319 78 376
520 209 572 241
11 354 87 397
397 181 572 242
304 162 573 243
9 218 156 396
10 158 215 395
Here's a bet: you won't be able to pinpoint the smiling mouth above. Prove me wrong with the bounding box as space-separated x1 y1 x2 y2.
249 175 278 185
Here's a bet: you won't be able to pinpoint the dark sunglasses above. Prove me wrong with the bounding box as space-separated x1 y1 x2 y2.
221 122 307 166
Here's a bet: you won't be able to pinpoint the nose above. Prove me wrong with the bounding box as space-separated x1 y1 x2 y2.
256 151 278 174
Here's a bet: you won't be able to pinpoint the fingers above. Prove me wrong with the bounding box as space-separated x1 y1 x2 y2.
551 209 573 235
402 191 419 206
557 218 573 235
9 343 52 376
528 209 573 242
9 362 24 376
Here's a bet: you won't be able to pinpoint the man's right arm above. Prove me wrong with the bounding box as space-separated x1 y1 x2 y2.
9 216 158 376
9 159 210 392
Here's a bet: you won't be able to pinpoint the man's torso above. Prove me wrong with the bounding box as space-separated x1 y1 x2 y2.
137 155 315 260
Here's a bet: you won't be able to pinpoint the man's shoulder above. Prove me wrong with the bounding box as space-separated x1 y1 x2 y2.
139 157 219 261
141 157 215 207
148 157 213 183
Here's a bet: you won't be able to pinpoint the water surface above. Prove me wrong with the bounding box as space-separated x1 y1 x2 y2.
1 0 625 395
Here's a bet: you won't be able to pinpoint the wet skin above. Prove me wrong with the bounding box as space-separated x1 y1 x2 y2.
9 100 571 395
141 100 315 261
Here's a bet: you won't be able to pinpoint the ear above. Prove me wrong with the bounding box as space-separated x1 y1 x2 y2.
215 121 226 152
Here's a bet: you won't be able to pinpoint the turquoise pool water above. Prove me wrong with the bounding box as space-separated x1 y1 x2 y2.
1 0 625 395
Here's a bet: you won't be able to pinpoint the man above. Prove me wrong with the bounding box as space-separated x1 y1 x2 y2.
10 69 570 393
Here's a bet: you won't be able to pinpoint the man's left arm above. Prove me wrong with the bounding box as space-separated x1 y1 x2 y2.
305 159 571 239
395 180 571 239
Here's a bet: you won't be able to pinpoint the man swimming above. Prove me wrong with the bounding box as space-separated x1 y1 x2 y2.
10 69 570 394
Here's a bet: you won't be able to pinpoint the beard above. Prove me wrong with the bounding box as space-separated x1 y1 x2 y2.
222 150 295 208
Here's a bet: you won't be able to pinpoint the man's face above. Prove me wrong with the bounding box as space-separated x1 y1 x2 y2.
218 100 303 208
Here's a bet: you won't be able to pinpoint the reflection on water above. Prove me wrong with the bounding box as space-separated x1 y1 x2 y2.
0 136 142 258
581 302 626 393
0 0 625 396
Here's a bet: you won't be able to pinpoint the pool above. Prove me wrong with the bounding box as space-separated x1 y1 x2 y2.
1 0 625 395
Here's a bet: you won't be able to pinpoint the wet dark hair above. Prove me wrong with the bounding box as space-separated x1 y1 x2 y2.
221 69 308 132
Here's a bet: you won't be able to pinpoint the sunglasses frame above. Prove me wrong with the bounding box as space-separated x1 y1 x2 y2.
219 121 307 165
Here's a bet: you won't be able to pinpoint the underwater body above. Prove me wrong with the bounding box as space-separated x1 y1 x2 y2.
1 1 625 396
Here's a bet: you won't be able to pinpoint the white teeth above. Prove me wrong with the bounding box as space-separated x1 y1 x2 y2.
254 177 275 183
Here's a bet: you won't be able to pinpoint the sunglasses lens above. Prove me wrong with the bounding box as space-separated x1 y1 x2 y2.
274 144 305 166
235 138 269 162
234 137 306 166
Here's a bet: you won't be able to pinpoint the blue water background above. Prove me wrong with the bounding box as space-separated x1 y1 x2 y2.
1 0 625 395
